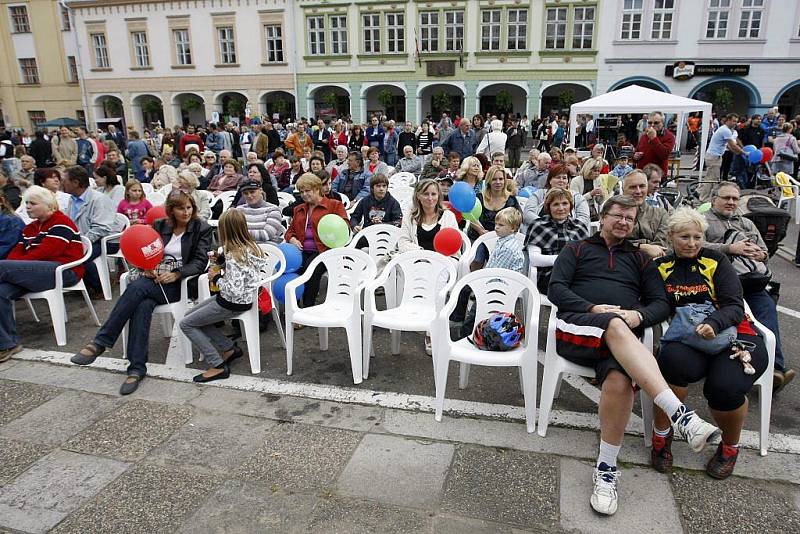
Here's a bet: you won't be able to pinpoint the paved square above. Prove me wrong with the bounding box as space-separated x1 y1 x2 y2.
307 496 430 533
442 445 560 530
0 379 62 425
0 437 52 486
63 399 193 461
337 433 454 508
0 449 128 533
236 422 363 492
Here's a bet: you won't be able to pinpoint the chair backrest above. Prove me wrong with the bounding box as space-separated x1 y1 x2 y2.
383 250 458 310
141 182 154 196
311 248 376 304
347 224 404 262
774 172 796 200
277 192 295 210
157 183 173 196
337 192 351 209
210 190 238 215
389 172 416 188
459 231 525 276
149 191 166 206
459 230 472 258
113 213 131 233
79 236 93 263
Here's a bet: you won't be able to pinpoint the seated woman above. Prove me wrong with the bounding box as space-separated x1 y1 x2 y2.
285 173 349 311
397 178 458 253
525 188 590 294
93 165 125 206
267 149 290 191
570 158 607 221
651 208 768 479
33 168 70 212
521 164 590 233
71 191 213 395
208 160 244 196
365 147 391 178
0 186 85 360
349 173 403 233
0 192 24 258
151 163 178 190
175 170 211 220
456 156 484 194
466 165 520 268
231 163 279 207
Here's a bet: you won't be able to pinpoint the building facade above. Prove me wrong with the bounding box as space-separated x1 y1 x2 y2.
0 0 83 130
596 0 800 118
67 0 297 131
293 0 600 124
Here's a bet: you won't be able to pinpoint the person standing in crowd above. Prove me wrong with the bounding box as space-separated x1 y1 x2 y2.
75 127 96 175
348 124 366 152
633 112 674 174
505 120 524 173
365 116 385 159
476 119 507 159
125 131 149 181
416 122 434 156
52 127 78 167
285 123 312 157
440 118 477 161
312 119 331 163
397 122 417 156
770 123 799 176
700 114 743 202
106 125 126 150
28 131 52 168
328 121 348 158
178 125 204 157
384 120 399 167
549 195 721 516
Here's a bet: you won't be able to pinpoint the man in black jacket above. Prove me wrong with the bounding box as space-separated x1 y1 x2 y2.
548 195 720 517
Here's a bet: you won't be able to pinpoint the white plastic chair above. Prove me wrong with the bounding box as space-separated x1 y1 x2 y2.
457 231 526 279
430 269 540 432
389 171 416 188
148 191 166 206
337 192 351 210
197 244 286 374
141 182 154 196
527 246 556 307
639 303 775 456
537 305 654 437
21 236 101 346
284 248 377 384
347 225 404 310
363 250 458 378
277 192 295 210
208 191 238 227
95 214 130 301
119 271 199 367
156 183 173 197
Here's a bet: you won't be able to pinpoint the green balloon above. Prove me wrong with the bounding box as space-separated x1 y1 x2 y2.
697 202 712 214
317 214 350 248
463 199 482 222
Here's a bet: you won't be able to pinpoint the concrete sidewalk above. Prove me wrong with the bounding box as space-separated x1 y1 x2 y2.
0 359 799 534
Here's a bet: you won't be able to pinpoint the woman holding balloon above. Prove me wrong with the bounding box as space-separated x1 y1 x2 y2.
284 173 349 310
398 179 458 254
71 191 213 395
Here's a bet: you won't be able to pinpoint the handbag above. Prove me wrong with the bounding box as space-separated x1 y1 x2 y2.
722 228 771 293
661 302 737 354
127 254 182 283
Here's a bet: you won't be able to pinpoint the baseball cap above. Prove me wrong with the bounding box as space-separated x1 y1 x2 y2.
437 174 454 184
238 179 261 192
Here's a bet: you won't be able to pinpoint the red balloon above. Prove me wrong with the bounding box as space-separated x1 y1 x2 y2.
443 201 464 224
433 227 462 257
120 225 164 270
145 205 167 226
760 147 773 163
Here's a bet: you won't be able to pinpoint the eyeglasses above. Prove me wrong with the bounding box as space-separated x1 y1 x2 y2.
718 195 740 202
605 212 636 224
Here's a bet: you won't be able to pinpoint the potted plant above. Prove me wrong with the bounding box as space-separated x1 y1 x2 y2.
433 91 452 115
377 89 394 115
183 97 202 111
558 89 576 112
226 98 245 119
712 86 734 115
322 91 338 111
496 90 513 114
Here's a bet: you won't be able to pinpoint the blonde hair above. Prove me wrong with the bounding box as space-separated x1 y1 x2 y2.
580 158 603 178
295 172 322 192
495 207 521 231
124 178 145 202
218 209 264 264
410 179 444 224
667 207 708 234
457 156 484 182
482 165 514 203
23 185 58 212
178 169 200 190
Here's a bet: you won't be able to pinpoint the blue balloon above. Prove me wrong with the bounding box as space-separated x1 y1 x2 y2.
276 243 303 273
748 149 763 164
449 181 477 213
518 188 531 198
273 272 305 303
742 144 757 155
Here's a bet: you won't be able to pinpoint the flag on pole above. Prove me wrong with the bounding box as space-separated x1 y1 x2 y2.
414 28 422 67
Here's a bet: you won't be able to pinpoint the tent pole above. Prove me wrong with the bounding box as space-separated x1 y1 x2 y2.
569 109 577 148
698 108 710 180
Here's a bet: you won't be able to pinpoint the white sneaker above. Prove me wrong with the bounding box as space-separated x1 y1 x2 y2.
671 407 721 453
590 463 620 516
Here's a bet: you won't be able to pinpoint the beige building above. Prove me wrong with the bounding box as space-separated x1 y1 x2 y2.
0 0 83 130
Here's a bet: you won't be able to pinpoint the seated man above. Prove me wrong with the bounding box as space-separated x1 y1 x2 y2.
704 182 795 392
420 147 446 181
549 195 720 516
621 170 669 258
13 155 35 189
642 163 673 212
395 145 423 177
61 165 117 298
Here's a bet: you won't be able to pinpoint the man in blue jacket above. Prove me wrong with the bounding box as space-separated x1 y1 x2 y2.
365 116 385 158
440 119 476 160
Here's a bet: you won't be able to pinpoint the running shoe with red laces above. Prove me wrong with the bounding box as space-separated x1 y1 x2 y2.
651 428 674 473
706 442 739 480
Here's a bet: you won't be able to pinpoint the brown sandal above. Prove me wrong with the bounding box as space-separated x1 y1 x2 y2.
70 342 105 366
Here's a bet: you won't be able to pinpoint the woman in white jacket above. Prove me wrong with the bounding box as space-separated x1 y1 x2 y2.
397 178 458 254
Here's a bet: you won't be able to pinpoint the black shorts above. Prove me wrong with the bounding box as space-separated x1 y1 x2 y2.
555 311 644 384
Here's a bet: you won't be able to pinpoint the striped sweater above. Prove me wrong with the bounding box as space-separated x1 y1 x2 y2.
236 200 283 244
8 210 85 279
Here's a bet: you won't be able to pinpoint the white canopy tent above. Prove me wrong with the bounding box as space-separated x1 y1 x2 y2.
569 85 712 176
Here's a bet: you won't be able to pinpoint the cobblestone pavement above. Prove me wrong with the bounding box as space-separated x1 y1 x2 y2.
1 360 798 534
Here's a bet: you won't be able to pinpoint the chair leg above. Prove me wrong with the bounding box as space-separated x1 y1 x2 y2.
640 390 654 447
458 362 470 389
433 355 450 422
346 321 363 385
271 307 286 349
537 362 561 437
122 324 128 359
95 258 112 301
240 313 261 374
81 290 101 326
285 316 294 376
362 322 373 380
553 374 563 398
520 360 538 434
319 327 328 351
759 377 773 456
47 293 68 346
390 330 401 355
161 314 173 337
25 299 39 322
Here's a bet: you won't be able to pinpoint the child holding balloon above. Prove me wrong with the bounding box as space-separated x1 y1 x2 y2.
117 179 153 225
180 209 271 382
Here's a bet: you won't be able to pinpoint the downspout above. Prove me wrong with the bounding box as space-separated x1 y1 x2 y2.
60 0 90 126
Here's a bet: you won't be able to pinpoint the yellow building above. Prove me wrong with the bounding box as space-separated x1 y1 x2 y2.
0 0 83 130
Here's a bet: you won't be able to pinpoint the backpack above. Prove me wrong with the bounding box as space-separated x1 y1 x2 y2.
738 193 790 257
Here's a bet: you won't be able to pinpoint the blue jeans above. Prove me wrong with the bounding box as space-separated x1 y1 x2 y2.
744 289 785 371
94 277 180 377
0 260 78 350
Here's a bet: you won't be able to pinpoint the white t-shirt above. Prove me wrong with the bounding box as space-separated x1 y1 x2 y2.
164 232 184 258
707 125 734 157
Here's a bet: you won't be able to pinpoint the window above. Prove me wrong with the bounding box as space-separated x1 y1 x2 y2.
545 7 567 49
620 0 643 40
265 24 284 62
386 12 404 53
507 9 528 50
651 0 674 39
330 15 347 54
131 31 150 68
9 5 30 33
363 14 380 53
419 11 439 52
67 55 78 82
481 10 501 51
738 0 764 38
28 111 46 130
445 10 464 52
218 26 236 63
60 6 71 30
19 58 39 84
91 33 109 68
308 16 325 55
573 7 594 49
706 0 730 39
76 110 86 124
174 29 192 65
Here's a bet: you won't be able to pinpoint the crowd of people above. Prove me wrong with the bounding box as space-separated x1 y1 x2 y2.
0 104 796 517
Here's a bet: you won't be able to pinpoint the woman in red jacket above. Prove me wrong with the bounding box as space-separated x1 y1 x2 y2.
0 185 84 360
285 173 349 309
